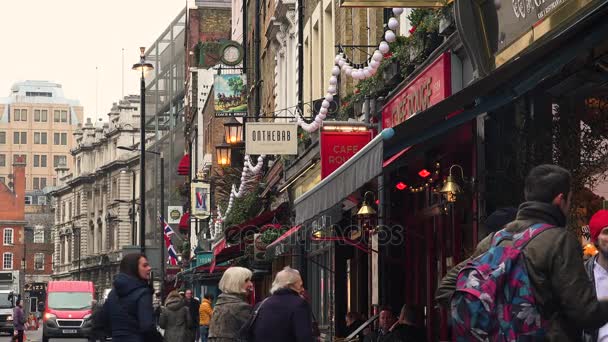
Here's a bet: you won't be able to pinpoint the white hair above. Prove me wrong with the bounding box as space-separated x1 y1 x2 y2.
219 266 253 295
270 266 301 294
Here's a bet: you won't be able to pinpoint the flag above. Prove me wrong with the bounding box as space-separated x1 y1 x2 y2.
160 215 178 266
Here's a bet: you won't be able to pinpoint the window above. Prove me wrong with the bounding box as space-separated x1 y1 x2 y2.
13 132 27 144
3 228 13 245
0 132 5 144
33 155 48 167
37 196 47 205
68 202 72 218
40 178 47 189
53 110 67 123
13 155 26 164
24 196 32 205
0 155 5 167
53 155 66 167
3 253 12 270
54 110 60 122
61 110 68 123
41 155 47 167
33 178 40 190
76 158 81 174
34 109 48 122
0 177 5 184
13 109 27 122
34 253 44 270
34 226 44 243
34 155 39 167
34 132 47 145
61 133 67 145
34 110 40 122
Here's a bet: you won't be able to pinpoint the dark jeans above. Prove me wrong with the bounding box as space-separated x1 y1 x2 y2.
13 329 24 342
200 325 209 342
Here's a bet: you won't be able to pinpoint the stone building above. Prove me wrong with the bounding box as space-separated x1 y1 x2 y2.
50 96 141 298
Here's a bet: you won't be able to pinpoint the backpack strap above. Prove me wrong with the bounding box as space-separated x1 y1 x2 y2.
512 223 556 249
490 229 513 247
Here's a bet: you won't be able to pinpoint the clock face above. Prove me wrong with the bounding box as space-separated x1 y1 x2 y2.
224 46 240 63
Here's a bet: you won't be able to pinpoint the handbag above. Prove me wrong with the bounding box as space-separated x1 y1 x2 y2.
239 298 269 340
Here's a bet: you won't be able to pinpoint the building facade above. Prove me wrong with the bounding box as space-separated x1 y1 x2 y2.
50 97 141 298
0 81 84 192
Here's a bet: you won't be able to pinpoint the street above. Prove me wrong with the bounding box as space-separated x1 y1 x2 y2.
0 326 88 342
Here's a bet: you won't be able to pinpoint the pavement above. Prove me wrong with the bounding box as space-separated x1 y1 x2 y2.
0 325 88 342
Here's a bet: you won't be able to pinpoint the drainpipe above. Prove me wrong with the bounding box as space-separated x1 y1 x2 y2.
297 0 304 116
255 0 261 119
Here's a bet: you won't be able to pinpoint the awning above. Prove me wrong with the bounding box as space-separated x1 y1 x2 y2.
177 154 190 176
178 212 190 231
293 129 394 224
384 4 608 158
224 204 286 243
210 238 244 272
265 225 303 258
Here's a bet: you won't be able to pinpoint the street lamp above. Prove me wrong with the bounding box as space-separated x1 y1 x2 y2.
224 117 243 145
132 47 154 255
215 141 232 167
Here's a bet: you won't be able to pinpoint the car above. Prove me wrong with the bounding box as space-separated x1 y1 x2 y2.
42 281 95 342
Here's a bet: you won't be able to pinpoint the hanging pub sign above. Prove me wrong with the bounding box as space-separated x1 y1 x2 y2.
455 0 602 75
168 206 184 224
382 52 452 129
245 122 298 155
214 74 247 117
320 130 373 178
191 182 211 219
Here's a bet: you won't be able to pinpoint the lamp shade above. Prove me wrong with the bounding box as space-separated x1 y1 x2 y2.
439 175 462 202
216 142 232 166
132 47 154 75
224 117 243 144
357 202 377 217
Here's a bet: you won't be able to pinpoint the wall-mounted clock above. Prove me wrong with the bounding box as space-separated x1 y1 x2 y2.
220 41 244 66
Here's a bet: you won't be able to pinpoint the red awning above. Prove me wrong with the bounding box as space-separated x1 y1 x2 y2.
224 205 286 242
383 146 412 168
177 154 190 176
211 238 244 273
178 212 190 231
267 225 303 249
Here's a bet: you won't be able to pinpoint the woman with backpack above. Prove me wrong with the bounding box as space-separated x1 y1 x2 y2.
208 266 253 342
103 253 162 342
159 290 192 342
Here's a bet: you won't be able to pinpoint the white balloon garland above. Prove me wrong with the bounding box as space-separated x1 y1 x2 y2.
296 8 402 132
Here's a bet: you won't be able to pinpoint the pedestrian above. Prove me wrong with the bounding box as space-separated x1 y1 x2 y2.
389 305 425 341
583 209 608 342
184 289 200 342
435 207 518 307
159 290 192 342
199 293 214 342
103 253 162 342
344 312 365 341
249 267 313 342
208 266 253 342
448 165 608 340
152 291 162 325
363 307 398 342
12 299 25 342
88 299 106 342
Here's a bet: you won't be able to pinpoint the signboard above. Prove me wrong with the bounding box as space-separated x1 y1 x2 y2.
191 182 211 219
0 272 12 282
245 122 298 155
320 130 373 178
168 206 183 224
214 74 247 117
382 52 451 129
456 0 601 72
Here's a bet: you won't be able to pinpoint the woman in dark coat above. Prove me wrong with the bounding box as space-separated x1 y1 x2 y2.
251 266 314 342
103 253 161 342
208 266 253 342
159 290 192 342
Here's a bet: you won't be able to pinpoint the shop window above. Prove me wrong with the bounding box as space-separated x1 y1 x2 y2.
3 253 12 270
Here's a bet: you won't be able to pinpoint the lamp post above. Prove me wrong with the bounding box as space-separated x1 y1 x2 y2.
132 47 154 254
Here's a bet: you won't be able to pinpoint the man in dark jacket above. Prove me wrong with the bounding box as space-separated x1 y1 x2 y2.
251 267 313 342
184 289 200 342
389 305 425 342
437 165 608 341
363 307 399 342
583 209 608 342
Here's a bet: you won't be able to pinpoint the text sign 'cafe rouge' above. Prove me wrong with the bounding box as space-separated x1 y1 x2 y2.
382 52 452 129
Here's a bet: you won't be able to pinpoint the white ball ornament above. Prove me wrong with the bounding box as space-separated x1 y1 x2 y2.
388 18 399 31
318 113 327 120
331 66 341 76
329 76 338 85
370 60 380 69
363 69 372 78
325 93 334 102
320 107 329 115
335 55 342 64
314 116 323 124
345 68 353 77
321 100 330 109
385 30 397 43
338 59 346 68
393 8 404 15
369 67 377 76
352 70 361 80
373 50 383 62
328 85 337 94
379 41 390 54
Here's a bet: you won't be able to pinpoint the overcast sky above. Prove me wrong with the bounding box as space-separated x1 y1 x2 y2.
0 0 187 122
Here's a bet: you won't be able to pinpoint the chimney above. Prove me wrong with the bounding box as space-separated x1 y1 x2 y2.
12 156 26 217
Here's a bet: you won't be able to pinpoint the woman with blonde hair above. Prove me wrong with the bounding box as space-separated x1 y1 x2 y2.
208 267 253 342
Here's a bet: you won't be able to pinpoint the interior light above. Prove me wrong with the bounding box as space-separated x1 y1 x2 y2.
396 182 408 191
418 169 431 178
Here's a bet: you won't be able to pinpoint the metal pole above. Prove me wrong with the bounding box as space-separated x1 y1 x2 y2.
160 154 165 299
139 71 146 254
78 229 81 281
132 171 136 245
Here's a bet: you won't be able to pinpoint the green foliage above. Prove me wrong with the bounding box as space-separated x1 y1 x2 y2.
260 227 289 245
222 187 263 228
227 76 245 96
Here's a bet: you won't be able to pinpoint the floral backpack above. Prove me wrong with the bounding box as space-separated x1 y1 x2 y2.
450 223 556 341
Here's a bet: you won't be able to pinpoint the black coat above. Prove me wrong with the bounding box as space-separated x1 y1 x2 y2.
185 298 200 330
104 273 158 342
251 288 313 342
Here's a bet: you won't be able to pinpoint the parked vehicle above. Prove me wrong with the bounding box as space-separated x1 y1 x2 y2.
0 290 16 335
42 281 94 342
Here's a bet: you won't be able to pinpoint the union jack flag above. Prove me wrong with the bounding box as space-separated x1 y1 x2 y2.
159 216 178 266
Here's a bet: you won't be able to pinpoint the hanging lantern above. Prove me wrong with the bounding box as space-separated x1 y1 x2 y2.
224 117 243 145
440 164 464 203
215 141 232 167
357 191 377 233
